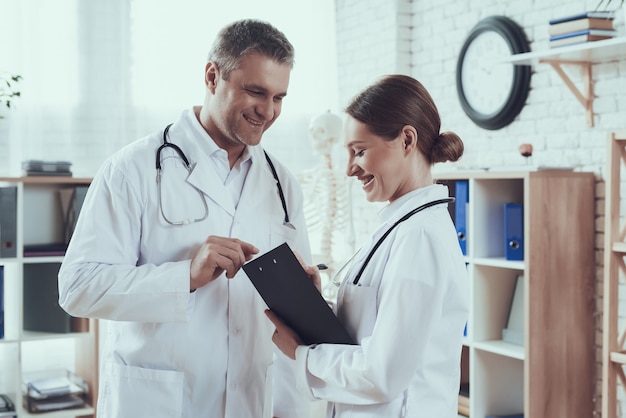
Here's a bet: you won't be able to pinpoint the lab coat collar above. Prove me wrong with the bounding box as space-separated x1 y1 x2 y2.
237 146 278 213
166 109 274 216
166 109 236 215
378 184 450 226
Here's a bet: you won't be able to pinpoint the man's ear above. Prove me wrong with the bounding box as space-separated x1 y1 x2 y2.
205 62 219 91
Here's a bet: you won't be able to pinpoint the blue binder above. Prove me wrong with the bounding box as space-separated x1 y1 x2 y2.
504 203 524 260
455 181 469 255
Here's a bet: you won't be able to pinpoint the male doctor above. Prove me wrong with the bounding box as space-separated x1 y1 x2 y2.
58 19 312 418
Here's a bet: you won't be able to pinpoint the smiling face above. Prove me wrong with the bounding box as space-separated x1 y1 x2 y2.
344 116 423 203
201 53 291 153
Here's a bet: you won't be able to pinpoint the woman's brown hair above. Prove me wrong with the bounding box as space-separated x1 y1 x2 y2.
345 74 463 164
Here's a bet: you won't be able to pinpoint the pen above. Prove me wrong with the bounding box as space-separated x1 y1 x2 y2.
316 263 328 270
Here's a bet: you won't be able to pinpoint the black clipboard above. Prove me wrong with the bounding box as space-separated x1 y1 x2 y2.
243 242 355 345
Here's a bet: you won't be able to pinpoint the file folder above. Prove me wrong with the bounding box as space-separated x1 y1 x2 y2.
59 186 89 244
23 263 73 333
243 243 355 345
454 181 469 255
0 187 17 258
69 186 88 243
504 203 524 260
502 275 524 346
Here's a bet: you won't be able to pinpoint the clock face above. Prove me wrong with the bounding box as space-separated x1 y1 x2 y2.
456 16 531 130
461 31 514 115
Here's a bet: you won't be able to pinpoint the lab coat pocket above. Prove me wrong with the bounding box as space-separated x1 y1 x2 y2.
101 361 184 418
337 285 378 344
269 222 297 248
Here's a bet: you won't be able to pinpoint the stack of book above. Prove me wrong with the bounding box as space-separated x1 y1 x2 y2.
21 160 72 176
548 11 617 48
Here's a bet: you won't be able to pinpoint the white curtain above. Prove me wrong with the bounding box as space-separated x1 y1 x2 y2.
0 0 338 177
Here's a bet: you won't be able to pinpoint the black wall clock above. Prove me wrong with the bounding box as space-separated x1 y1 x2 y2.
456 15 531 130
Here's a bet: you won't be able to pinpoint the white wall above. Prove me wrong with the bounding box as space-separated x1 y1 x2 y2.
333 0 626 416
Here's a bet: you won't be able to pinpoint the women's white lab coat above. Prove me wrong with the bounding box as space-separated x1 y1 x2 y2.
58 109 312 418
294 185 469 418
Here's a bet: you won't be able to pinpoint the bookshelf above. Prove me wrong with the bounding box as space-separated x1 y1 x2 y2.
505 36 626 127
0 176 97 418
434 169 595 418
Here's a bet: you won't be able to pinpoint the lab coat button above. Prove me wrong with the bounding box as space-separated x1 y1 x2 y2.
233 328 240 334
229 383 237 389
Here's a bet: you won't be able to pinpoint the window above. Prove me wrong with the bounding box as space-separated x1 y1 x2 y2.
1 0 338 176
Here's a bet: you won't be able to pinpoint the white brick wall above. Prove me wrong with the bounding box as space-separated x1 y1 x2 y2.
333 1 626 416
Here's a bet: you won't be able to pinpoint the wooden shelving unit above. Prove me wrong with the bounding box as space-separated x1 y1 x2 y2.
434 169 595 418
602 130 626 418
0 176 97 418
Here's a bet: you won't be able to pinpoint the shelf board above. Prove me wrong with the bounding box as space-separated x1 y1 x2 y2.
473 339 525 360
506 36 626 65
612 242 626 254
503 36 626 127
609 350 626 365
21 256 66 264
0 176 92 185
21 330 92 341
472 257 525 270
20 405 95 418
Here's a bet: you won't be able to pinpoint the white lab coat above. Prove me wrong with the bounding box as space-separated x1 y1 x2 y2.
58 109 312 418
294 185 469 418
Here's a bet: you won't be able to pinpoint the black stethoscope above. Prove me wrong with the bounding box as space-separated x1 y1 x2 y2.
155 123 291 227
331 197 455 287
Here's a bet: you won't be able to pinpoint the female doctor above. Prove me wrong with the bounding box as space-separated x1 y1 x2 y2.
266 74 469 417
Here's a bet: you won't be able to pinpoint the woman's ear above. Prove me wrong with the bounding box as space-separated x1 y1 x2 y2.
402 125 417 151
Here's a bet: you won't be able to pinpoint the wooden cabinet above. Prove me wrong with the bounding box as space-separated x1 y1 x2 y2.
0 176 97 418
435 170 595 418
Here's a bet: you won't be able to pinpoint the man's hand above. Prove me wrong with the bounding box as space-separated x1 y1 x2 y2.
265 309 303 360
189 236 259 291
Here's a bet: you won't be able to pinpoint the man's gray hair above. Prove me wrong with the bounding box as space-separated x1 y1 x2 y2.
208 19 295 80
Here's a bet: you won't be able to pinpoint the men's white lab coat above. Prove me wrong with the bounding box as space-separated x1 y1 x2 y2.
294 185 469 417
58 109 312 418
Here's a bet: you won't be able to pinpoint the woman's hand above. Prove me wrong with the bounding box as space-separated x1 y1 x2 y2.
265 310 303 360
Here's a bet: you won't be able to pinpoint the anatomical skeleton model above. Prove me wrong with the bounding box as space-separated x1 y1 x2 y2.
297 111 354 300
